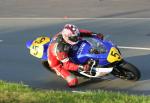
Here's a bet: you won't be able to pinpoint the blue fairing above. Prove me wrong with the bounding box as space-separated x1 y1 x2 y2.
69 37 115 66
26 40 33 49
41 43 50 60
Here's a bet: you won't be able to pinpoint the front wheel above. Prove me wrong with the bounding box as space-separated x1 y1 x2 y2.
112 61 141 81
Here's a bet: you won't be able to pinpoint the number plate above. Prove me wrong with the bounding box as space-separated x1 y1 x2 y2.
29 37 50 58
107 47 122 63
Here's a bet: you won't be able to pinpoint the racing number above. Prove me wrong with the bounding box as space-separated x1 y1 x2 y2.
31 45 39 56
110 50 121 59
32 36 50 46
29 37 50 58
34 37 46 44
107 47 122 63
30 44 44 58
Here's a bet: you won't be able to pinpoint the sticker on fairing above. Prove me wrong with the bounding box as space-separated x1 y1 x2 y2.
31 37 50 46
107 47 122 63
29 37 50 58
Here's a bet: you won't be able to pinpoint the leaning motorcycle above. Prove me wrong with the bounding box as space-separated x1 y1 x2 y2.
26 36 141 81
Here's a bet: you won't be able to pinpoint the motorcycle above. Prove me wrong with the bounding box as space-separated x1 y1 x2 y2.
26 36 141 81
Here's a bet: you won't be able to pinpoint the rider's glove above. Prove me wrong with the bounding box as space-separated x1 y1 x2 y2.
78 64 90 72
92 33 104 40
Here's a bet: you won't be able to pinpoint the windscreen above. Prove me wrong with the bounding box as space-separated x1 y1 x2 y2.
83 38 107 54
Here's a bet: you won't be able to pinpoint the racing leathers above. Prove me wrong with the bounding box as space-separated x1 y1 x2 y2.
47 29 104 87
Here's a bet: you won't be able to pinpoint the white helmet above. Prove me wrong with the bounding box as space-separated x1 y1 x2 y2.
61 24 80 45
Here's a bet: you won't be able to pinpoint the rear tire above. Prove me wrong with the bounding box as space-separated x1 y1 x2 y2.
112 61 141 81
41 61 55 73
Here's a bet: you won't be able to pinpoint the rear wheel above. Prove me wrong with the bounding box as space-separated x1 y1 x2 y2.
112 61 141 81
41 61 55 73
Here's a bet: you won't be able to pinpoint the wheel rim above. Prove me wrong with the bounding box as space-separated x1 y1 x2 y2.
113 67 137 80
123 70 136 80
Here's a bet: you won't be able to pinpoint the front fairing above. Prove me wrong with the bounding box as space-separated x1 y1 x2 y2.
69 40 91 64
69 37 122 66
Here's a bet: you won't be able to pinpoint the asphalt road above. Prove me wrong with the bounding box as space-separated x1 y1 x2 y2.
0 18 150 95
1 0 150 18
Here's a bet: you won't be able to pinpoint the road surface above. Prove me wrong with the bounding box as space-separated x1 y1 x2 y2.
0 18 150 95
0 0 150 18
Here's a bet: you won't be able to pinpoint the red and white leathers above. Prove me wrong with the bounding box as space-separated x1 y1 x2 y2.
47 29 103 87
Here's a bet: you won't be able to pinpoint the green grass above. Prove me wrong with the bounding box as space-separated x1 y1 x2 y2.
0 80 149 103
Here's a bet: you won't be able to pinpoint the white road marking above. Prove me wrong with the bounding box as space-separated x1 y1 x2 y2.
72 91 86 93
0 18 150 19
118 46 150 51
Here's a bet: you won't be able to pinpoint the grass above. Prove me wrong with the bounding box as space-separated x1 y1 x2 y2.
0 80 149 103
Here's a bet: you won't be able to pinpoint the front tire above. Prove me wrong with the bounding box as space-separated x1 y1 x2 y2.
112 61 141 81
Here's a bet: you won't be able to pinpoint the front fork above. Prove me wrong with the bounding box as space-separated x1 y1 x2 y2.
111 60 126 77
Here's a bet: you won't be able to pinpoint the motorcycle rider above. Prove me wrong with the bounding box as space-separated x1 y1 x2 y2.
48 24 104 87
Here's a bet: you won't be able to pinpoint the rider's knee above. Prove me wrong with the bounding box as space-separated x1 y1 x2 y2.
67 78 78 87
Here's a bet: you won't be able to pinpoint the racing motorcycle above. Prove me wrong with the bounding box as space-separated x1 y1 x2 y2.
26 36 141 81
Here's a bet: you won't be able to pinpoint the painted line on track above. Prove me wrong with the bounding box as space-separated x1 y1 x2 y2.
118 46 150 51
72 91 86 93
0 18 150 20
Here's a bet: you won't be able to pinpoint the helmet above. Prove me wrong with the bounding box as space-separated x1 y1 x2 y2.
61 24 80 45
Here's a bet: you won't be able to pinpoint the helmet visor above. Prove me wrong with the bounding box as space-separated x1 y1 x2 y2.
68 36 79 42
